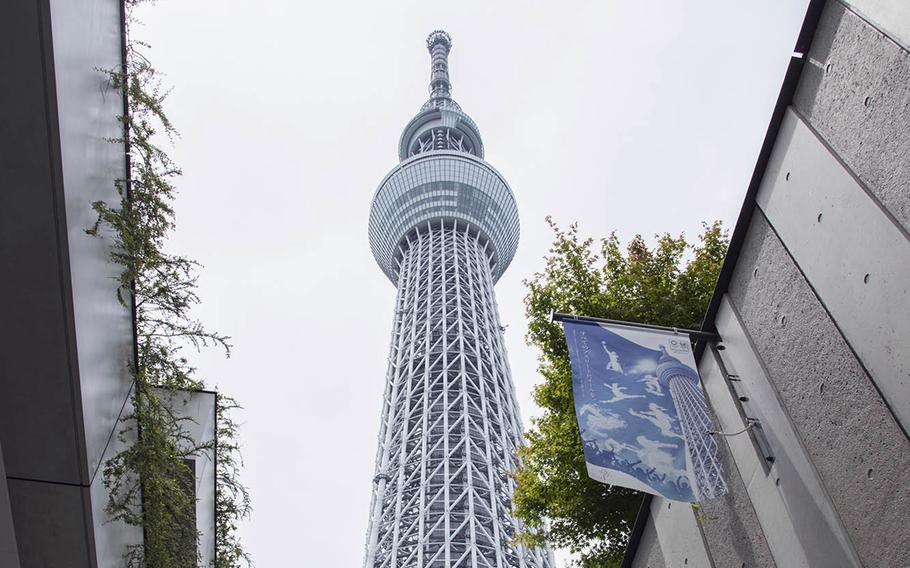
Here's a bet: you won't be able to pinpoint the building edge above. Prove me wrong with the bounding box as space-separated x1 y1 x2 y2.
622 0 910 565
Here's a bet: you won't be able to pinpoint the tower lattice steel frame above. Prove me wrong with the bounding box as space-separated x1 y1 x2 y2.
364 31 554 568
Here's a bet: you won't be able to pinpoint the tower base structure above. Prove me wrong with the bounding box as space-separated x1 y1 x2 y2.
365 221 553 568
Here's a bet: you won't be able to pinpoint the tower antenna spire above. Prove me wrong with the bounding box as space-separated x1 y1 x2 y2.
426 30 452 99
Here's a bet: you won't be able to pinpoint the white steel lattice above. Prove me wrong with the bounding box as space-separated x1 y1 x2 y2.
364 221 554 568
666 374 728 500
657 348 728 501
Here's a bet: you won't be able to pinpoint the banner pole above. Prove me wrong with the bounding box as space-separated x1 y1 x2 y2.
551 311 720 342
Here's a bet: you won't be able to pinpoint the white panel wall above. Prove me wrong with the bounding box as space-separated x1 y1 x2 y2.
708 297 860 567
698 327 809 568
190 391 217 568
153 389 218 567
48 0 133 480
648 496 712 568
755 109 910 432
90 391 142 568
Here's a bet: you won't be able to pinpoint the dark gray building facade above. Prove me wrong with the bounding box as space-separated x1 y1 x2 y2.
624 1 910 566
1 0 136 565
0 1 217 566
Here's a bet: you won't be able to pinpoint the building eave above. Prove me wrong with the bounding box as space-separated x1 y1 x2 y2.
619 0 827 565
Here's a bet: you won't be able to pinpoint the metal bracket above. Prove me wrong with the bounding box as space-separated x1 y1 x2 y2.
707 417 759 437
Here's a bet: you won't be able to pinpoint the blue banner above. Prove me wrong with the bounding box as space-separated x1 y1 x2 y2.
563 320 727 502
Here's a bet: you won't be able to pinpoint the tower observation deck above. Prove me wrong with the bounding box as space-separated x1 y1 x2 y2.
364 31 554 568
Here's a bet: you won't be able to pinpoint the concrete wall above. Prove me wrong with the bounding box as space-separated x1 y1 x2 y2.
793 3 910 430
628 1 910 566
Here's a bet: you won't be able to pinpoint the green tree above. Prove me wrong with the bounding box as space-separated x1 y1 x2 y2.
88 1 252 565
513 218 728 567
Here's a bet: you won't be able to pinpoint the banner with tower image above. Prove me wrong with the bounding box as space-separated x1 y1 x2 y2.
562 319 728 502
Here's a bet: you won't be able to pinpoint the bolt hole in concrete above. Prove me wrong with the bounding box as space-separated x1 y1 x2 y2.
817 213 823 222
867 468 874 480
864 273 870 284
785 171 791 181
668 502 672 510
825 62 833 73
776 477 781 486
753 268 759 277
739 396 749 402
819 382 825 394
864 95 872 107
781 315 788 326
684 559 688 565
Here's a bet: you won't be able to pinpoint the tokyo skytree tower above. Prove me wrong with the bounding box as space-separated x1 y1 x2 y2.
364 31 555 568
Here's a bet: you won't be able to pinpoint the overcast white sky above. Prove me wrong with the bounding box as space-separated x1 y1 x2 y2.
136 1 808 565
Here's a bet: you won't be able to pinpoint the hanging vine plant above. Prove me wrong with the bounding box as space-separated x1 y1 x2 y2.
89 0 252 566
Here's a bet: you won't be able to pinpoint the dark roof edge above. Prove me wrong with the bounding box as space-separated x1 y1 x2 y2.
697 0 826 354
619 494 653 568
620 1 826 565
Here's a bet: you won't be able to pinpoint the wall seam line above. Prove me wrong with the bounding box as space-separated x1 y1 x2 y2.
703 344 776 566
89 382 134 485
707 348 777 567
754 201 910 443
722 293 861 565
6 475 89 489
833 0 910 55
788 106 910 244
